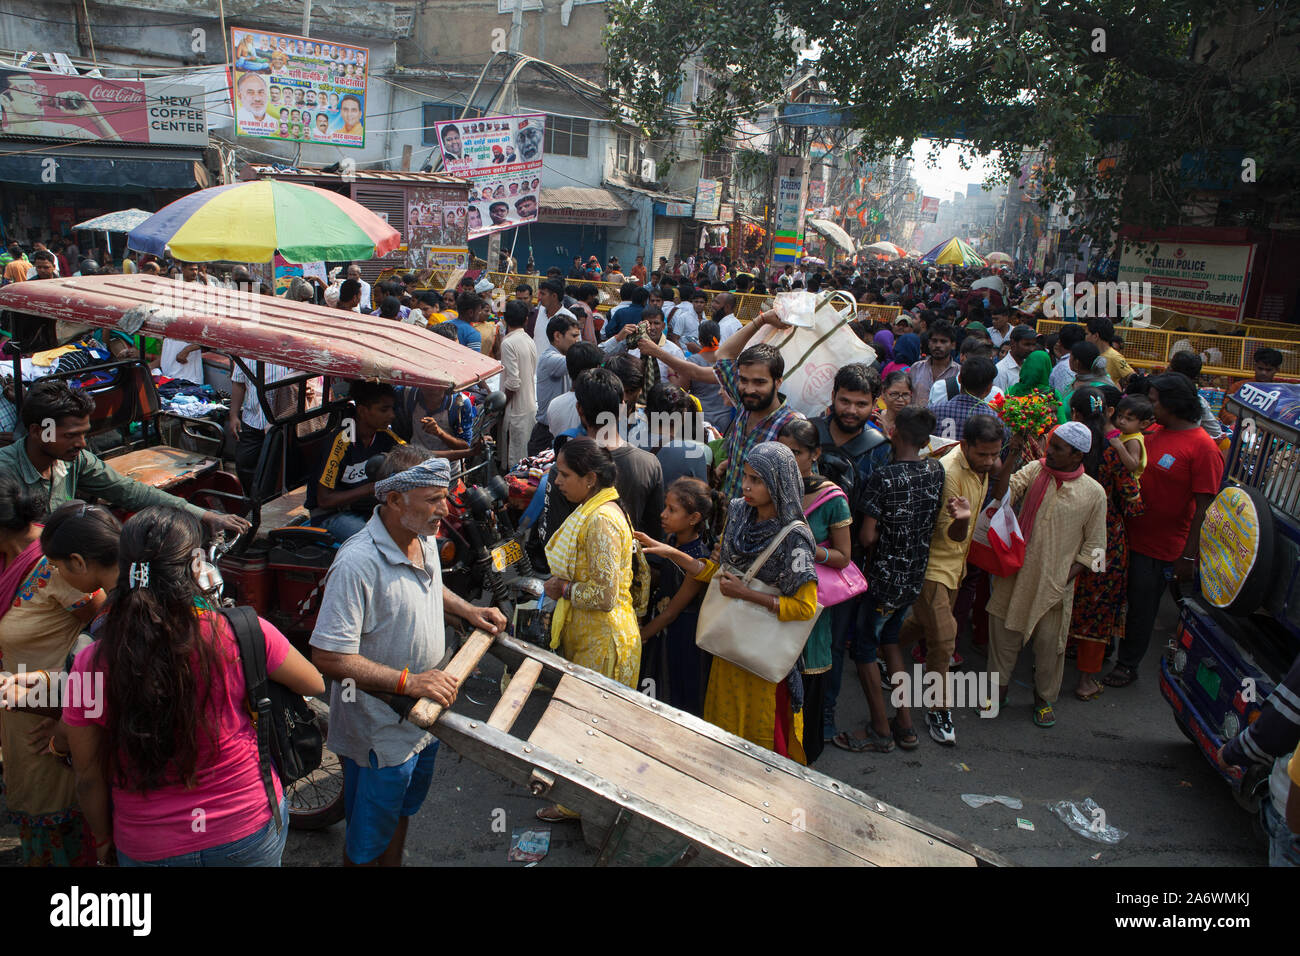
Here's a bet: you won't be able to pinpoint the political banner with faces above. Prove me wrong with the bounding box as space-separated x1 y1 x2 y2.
434 113 544 239
230 29 368 148
407 187 469 270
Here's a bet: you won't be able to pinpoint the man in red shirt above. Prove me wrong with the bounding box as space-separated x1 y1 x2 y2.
1105 372 1224 687
630 254 647 285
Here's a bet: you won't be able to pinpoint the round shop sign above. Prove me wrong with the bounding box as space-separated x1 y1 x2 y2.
1199 484 1274 614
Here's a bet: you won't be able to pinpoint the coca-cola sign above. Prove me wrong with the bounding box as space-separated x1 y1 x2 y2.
0 67 206 146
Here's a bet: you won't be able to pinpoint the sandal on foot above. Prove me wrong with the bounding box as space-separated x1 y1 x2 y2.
890 718 919 750
832 728 895 753
1101 664 1138 688
1075 684 1104 701
536 805 581 823
1032 703 1057 728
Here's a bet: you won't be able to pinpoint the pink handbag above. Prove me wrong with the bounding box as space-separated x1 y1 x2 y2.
804 484 870 606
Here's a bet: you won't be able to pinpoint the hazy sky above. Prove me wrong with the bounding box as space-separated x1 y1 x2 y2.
910 140 998 200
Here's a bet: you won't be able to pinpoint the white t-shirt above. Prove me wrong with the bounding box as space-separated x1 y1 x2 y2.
993 354 1023 394
717 313 742 342
547 391 582 436
159 339 204 383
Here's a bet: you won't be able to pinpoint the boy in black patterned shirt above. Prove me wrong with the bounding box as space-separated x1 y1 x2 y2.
834 406 945 753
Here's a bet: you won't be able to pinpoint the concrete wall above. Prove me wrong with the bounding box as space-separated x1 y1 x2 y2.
413 0 607 70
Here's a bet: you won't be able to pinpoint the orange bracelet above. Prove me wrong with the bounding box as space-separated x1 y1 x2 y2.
395 667 409 695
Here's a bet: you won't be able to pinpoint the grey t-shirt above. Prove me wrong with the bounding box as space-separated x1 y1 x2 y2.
309 509 447 768
656 439 712 487
686 353 728 428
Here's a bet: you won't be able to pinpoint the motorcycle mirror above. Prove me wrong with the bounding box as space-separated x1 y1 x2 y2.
482 391 508 415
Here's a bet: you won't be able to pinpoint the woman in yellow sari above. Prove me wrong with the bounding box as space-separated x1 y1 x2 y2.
539 437 643 821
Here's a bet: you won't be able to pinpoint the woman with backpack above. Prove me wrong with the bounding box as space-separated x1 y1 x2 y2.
61 506 324 867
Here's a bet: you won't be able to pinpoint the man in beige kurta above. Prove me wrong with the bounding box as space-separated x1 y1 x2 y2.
986 423 1106 725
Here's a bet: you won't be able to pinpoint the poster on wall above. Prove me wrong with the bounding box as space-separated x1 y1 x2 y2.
229 29 368 148
1118 240 1255 322
695 178 722 221
434 113 545 239
406 187 470 270
919 196 939 223
0 67 206 145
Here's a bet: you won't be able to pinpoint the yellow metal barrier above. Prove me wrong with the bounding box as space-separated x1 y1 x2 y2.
1038 319 1300 380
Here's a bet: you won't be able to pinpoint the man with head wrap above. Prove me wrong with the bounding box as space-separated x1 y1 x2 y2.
984 421 1108 729
310 450 507 866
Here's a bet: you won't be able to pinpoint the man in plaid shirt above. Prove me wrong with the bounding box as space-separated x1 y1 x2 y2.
637 308 799 501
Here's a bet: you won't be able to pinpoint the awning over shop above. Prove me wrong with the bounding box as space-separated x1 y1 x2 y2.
0 143 206 190
807 217 855 254
538 187 632 226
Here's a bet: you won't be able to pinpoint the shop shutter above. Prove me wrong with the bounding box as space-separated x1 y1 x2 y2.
351 184 407 281
652 216 678 266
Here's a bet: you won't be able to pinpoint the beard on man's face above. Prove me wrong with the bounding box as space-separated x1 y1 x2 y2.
739 383 776 411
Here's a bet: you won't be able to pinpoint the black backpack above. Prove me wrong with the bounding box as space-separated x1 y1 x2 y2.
814 416 888 520
224 605 324 832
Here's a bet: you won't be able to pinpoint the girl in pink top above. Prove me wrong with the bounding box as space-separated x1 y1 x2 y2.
61 506 323 866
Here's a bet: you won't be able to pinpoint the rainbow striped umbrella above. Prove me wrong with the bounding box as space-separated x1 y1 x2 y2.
921 236 986 267
127 180 400 264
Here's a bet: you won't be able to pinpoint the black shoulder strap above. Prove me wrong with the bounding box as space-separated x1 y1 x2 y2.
818 415 887 456
946 376 960 400
223 605 282 833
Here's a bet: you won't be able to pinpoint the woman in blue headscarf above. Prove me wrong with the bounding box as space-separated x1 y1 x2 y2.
887 332 921 378
669 441 819 761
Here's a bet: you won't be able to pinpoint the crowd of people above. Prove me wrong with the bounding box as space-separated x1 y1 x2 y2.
0 243 1296 868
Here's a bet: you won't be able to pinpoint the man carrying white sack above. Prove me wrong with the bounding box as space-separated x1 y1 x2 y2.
985 421 1107 730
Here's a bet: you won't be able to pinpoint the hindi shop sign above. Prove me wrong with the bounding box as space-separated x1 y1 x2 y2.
1118 240 1255 322
0 68 206 146
434 113 545 240
229 29 369 149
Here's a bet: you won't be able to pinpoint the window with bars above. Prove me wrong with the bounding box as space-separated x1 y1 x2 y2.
617 131 632 171
422 103 482 146
701 152 732 182
545 115 590 157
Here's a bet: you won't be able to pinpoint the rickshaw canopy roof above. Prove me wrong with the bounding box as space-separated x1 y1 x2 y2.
0 275 502 390
1226 382 1300 434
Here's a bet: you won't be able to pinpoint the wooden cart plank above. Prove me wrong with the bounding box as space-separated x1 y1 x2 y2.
542 681 974 867
433 711 765 866
409 630 494 728
488 658 543 733
528 697 874 867
498 636 1006 865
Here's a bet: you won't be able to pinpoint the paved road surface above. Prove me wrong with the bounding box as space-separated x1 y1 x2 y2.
282 597 1265 867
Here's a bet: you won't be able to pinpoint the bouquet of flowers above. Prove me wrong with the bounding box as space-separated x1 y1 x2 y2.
992 392 1058 438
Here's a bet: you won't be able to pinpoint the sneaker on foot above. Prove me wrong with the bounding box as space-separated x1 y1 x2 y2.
926 709 956 746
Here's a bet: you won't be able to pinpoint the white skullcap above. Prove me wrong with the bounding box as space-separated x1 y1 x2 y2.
1055 421 1092 453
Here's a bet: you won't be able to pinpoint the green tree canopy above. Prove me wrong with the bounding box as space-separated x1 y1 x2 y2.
605 0 1300 248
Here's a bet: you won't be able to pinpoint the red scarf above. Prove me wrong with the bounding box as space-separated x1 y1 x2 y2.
1017 459 1084 542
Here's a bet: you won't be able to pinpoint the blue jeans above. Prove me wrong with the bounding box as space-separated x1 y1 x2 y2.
1262 800 1300 867
118 795 288 867
317 511 369 544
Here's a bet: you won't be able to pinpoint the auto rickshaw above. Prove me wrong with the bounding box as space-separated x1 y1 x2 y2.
0 274 502 828
1161 382 1300 811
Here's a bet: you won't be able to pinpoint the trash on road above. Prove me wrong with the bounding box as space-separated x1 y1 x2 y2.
1048 798 1128 844
1016 818 1035 831
508 827 551 862
961 793 1023 810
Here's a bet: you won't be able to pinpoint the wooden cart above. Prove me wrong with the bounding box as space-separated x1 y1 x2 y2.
406 630 1010 867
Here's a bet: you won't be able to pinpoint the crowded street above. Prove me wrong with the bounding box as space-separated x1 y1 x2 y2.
0 2 1297 927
